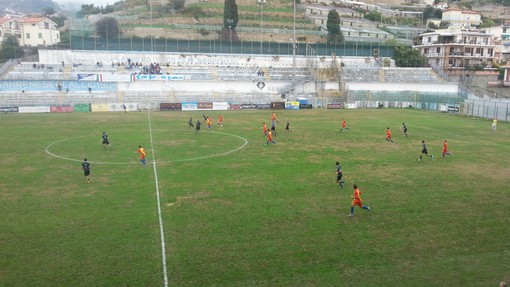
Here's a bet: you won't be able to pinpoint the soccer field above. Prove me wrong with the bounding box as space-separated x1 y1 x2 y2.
1 109 509 286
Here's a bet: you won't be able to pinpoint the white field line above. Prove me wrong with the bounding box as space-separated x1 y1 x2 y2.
147 111 169 287
44 131 248 164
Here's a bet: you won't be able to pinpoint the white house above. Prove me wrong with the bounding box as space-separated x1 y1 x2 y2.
0 16 60 47
441 9 482 28
433 2 448 10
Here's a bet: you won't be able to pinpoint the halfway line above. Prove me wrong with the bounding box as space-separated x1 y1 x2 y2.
147 110 169 287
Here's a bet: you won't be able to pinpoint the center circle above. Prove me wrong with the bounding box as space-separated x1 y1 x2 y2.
45 130 249 164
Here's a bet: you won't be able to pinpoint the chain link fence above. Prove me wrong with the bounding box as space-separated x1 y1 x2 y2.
56 36 397 57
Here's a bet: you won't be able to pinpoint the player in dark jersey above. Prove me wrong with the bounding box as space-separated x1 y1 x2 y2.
271 120 277 136
284 121 292 134
101 132 112 150
419 140 433 161
188 117 194 128
82 158 91 183
401 122 408 138
195 120 202 134
336 161 345 188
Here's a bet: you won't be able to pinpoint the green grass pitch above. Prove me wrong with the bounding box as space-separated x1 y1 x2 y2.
1 109 509 286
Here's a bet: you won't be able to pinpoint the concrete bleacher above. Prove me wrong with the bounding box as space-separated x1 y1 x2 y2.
342 67 443 83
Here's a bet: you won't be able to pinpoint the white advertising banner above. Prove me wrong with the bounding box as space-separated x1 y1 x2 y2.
213 102 229 110
18 106 51 113
133 74 185 81
109 103 139 112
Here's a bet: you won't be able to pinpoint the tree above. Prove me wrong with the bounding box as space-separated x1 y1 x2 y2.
42 7 67 28
172 0 186 12
222 0 239 41
223 0 239 29
365 11 382 23
42 7 56 17
0 34 24 61
326 10 344 45
95 17 120 38
393 45 427 67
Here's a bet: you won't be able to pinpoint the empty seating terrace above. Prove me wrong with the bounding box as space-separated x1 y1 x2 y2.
4 62 120 81
342 67 442 83
4 55 314 82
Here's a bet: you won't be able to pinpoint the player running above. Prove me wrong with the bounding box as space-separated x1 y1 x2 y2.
340 118 350 132
195 120 202 134
284 121 292 134
401 122 408 138
336 161 345 188
136 145 147 166
385 127 394 143
349 184 371 217
207 117 212 129
419 140 434 161
100 132 112 150
263 122 268 137
188 117 194 128
82 158 91 183
217 115 223 127
266 130 276 145
442 140 453 158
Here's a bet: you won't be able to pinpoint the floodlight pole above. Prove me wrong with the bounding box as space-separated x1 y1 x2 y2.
258 0 266 54
292 0 297 101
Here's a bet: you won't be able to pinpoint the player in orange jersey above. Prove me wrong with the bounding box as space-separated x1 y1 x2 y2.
217 115 223 127
136 145 147 166
266 130 276 145
340 118 350 132
442 139 453 158
206 117 212 129
349 184 371 217
271 112 278 123
385 127 394 143
263 122 268 137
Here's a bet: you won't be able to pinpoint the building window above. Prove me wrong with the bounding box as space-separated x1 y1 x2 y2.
424 48 429 54
44 22 49 29
488 48 493 57
38 33 42 39
427 36 432 42
26 33 30 39
476 48 482 55
436 47 441 54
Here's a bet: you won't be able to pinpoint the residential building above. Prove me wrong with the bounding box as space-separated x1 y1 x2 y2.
0 15 60 47
302 4 363 19
479 21 510 61
433 2 448 10
414 28 498 75
441 9 482 28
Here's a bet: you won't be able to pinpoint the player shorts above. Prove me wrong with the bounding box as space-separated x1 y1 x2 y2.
84 169 90 176
352 199 362 208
